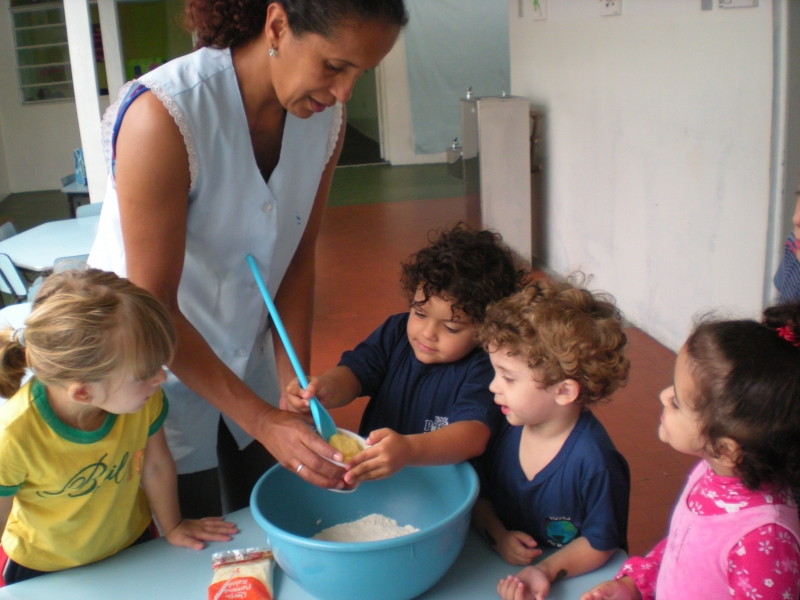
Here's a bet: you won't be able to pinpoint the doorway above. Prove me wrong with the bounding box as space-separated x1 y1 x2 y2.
338 69 384 166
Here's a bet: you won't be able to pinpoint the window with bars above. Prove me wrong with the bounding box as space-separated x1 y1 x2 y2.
10 0 74 104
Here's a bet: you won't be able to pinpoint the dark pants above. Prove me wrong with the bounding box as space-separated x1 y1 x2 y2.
2 524 153 586
176 417 277 519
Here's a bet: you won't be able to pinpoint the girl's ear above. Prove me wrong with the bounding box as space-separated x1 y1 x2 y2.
554 379 580 406
67 382 93 405
714 437 742 469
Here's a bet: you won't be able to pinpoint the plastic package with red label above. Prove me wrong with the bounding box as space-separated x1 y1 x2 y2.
208 547 274 600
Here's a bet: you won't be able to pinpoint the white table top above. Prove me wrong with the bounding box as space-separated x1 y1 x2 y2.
0 507 626 599
0 216 98 272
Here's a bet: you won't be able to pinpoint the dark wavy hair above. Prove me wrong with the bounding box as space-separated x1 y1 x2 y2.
400 224 525 324
478 277 629 407
186 0 408 50
684 303 800 491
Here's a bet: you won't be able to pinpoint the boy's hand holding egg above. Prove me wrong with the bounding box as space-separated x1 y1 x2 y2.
343 428 413 485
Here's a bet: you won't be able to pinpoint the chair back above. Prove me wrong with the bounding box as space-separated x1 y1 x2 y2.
53 255 89 272
76 202 103 218
0 253 29 300
0 222 16 242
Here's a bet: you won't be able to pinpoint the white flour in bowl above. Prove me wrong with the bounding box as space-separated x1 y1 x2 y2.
312 514 419 543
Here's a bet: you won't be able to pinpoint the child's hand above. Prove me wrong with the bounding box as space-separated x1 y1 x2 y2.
579 577 641 600
497 574 536 600
164 517 238 551
343 428 412 485
496 529 542 565
497 566 551 600
285 376 326 414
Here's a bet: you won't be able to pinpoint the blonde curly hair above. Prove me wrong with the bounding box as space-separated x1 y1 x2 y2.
478 276 630 406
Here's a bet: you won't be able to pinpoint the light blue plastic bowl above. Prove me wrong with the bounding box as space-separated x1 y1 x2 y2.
250 462 479 600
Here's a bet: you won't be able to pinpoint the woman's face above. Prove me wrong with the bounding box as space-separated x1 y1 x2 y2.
270 16 400 118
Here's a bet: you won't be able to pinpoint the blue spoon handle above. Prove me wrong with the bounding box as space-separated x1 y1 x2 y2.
246 255 309 388
246 255 338 441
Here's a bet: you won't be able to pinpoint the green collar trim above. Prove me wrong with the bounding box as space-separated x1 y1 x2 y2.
32 379 117 444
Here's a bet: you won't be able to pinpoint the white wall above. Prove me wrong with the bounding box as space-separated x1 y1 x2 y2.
0 0 83 192
509 0 774 350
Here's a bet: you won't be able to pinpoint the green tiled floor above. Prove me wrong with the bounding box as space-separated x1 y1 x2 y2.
0 164 465 231
0 190 72 232
328 163 464 207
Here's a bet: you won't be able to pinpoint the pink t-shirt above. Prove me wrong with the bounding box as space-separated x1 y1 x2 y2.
616 462 800 600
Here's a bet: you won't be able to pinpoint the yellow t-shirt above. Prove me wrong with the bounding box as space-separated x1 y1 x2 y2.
0 379 168 571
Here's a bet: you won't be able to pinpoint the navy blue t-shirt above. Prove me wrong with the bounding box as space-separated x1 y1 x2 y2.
338 313 501 438
479 410 629 552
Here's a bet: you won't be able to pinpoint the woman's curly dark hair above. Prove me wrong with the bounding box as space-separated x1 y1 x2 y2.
684 303 800 491
477 276 630 406
399 224 525 324
186 0 408 50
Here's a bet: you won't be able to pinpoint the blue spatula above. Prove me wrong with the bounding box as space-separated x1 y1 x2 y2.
246 254 338 442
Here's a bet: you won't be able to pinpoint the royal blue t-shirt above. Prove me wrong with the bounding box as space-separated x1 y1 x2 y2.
338 313 501 438
479 410 629 552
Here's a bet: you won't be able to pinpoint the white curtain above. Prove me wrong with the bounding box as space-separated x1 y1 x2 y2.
404 0 511 154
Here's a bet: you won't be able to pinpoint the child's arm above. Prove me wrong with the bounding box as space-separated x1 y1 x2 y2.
343 421 490 485
498 537 615 600
0 495 12 539
472 497 542 566
578 577 641 600
140 428 238 549
285 366 362 413
580 538 667 600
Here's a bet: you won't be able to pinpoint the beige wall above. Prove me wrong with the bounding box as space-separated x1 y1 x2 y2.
509 1 774 350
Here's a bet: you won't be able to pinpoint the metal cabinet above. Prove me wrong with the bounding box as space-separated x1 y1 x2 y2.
460 96 532 263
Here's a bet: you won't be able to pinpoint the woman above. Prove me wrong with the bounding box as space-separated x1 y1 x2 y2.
88 0 406 517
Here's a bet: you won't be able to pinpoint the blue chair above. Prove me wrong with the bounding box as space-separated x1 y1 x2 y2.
53 255 90 272
76 202 103 218
0 222 17 242
0 253 32 306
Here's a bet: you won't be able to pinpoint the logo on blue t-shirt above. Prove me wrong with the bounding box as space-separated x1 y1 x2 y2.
424 416 449 431
545 517 578 548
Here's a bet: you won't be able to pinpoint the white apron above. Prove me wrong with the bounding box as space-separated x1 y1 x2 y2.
89 47 342 473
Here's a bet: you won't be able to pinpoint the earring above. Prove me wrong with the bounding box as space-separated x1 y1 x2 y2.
269 47 277 58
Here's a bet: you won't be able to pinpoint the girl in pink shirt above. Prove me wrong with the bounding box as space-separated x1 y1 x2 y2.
581 303 800 600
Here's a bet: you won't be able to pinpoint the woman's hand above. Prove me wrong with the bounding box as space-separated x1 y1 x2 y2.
579 577 641 600
258 407 347 489
164 517 238 551
342 428 412 485
495 529 542 566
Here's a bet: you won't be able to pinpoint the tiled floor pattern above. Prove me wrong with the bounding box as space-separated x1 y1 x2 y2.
311 196 687 558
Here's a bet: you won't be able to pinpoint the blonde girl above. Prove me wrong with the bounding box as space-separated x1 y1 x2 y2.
0 269 236 586
581 304 800 600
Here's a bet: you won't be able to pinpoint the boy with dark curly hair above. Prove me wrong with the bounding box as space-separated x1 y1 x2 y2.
473 278 631 600
287 224 524 486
